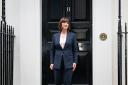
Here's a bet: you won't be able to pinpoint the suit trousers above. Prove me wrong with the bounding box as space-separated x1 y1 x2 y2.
54 56 73 85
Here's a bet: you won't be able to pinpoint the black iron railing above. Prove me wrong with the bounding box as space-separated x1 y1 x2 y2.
117 0 127 85
0 21 15 85
0 0 15 85
124 23 127 85
122 23 128 85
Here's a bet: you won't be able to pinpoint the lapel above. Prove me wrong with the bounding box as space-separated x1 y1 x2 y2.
58 32 69 49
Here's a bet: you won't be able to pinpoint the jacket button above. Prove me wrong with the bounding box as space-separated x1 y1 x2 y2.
62 51 64 56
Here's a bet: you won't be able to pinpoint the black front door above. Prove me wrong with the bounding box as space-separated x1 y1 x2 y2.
42 0 92 85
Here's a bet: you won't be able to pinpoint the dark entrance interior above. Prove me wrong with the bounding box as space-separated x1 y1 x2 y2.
42 0 92 85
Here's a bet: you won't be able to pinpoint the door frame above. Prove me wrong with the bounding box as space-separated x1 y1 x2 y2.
42 0 93 84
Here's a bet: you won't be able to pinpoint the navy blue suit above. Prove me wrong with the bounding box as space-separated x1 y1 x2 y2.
50 31 78 85
50 32 78 69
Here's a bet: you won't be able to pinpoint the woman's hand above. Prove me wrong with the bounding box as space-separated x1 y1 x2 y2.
72 63 77 71
50 64 54 70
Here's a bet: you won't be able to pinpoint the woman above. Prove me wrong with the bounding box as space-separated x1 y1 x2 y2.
50 17 78 85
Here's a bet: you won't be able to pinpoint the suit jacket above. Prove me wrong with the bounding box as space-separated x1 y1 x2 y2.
50 31 78 69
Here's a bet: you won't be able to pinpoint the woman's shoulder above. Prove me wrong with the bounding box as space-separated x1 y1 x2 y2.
53 32 59 37
53 31 76 36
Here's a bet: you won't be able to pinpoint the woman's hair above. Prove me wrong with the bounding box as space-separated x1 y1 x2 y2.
58 17 71 31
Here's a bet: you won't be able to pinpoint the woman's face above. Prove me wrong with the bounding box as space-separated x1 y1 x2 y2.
61 22 69 31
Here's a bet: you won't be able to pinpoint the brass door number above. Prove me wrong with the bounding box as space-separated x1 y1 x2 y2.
99 33 107 41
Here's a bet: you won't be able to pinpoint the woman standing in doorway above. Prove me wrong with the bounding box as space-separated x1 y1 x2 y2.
50 17 78 85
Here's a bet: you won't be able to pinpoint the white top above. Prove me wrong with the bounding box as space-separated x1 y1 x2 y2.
60 34 67 49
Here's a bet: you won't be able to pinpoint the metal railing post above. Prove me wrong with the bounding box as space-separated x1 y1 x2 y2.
125 23 127 85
